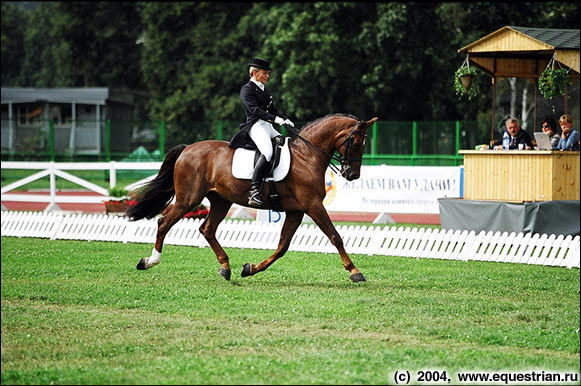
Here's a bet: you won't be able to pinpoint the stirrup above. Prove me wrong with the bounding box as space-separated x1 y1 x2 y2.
248 189 264 207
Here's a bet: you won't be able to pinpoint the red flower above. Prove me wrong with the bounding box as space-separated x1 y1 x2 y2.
183 208 209 219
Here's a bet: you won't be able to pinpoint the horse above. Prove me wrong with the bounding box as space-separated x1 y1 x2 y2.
127 114 378 282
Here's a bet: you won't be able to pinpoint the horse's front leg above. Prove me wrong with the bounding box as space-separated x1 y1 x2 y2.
241 211 303 278
306 203 366 282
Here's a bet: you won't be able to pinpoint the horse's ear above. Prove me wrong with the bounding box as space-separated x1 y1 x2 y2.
366 117 378 127
355 117 378 132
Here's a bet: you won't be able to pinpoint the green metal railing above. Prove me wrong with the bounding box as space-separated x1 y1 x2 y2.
1 119 489 166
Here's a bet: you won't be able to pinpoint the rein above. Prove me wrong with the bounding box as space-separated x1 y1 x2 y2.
285 121 365 175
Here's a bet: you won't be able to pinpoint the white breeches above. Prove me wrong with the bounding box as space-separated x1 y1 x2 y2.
249 119 281 161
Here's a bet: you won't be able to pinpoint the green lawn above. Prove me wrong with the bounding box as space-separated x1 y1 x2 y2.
1 236 579 385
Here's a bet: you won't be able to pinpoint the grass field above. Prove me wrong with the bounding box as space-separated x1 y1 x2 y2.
1 236 580 385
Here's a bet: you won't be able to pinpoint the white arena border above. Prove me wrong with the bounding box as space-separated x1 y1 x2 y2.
1 211 579 269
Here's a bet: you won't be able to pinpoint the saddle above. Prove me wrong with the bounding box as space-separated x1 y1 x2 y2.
232 136 291 182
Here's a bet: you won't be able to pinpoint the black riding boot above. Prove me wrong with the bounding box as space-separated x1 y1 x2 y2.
248 155 269 207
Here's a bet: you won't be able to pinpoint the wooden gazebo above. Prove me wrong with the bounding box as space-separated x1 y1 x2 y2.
458 26 580 141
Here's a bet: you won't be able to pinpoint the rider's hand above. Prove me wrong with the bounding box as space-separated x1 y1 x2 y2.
274 116 285 125
284 119 295 128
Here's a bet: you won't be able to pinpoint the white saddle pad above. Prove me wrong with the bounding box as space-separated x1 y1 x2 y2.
232 137 291 181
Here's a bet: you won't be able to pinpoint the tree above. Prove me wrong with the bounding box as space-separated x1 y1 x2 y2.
17 2 71 87
357 3 459 121
139 2 255 143
5 1 579 142
6 2 144 89
50 2 144 88
1 2 28 86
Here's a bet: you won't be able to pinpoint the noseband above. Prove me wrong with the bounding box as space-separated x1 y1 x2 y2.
287 121 366 176
335 123 366 175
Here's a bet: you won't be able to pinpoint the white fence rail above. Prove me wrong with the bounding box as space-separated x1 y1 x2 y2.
1 161 161 209
2 211 579 268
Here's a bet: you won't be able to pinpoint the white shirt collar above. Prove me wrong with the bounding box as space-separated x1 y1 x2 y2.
250 78 265 91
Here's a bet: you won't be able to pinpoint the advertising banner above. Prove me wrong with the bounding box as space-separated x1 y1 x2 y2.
322 165 463 214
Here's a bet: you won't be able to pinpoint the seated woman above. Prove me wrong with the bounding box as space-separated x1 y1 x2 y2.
540 117 560 149
555 114 580 151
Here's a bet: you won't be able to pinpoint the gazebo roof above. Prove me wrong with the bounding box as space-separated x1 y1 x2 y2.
508 26 579 49
0 87 135 106
458 26 580 77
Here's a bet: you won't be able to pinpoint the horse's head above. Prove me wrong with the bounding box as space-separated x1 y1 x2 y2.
335 117 378 181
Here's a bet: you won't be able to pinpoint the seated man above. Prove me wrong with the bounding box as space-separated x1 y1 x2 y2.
492 117 533 150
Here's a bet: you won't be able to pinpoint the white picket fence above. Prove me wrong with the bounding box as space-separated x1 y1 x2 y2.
1 211 579 268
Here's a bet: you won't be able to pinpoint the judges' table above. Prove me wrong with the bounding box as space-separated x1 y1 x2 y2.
439 150 580 235
459 150 580 202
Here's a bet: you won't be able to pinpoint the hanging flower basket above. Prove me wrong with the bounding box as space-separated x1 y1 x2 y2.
454 58 480 100
459 74 473 90
538 55 570 99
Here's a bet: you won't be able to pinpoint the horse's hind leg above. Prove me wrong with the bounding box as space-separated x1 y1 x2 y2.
136 201 193 270
199 193 233 280
241 211 303 278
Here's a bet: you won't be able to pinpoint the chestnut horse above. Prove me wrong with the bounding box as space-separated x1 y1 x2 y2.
127 114 378 282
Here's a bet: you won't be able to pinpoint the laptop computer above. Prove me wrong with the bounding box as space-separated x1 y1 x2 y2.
534 132 553 150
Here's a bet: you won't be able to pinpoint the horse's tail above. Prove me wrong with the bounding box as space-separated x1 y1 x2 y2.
126 144 188 221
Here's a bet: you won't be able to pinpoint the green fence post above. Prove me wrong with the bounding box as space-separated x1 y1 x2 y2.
216 121 223 140
455 121 461 165
49 119 55 161
411 121 417 166
371 121 378 165
105 119 111 162
159 121 165 159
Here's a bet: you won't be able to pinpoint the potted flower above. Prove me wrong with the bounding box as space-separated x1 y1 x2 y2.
538 67 569 100
105 185 130 214
454 64 480 100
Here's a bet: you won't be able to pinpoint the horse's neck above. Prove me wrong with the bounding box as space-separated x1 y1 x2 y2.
300 119 349 153
289 118 351 173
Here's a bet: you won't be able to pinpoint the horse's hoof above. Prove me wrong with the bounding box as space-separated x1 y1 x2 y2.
241 263 253 277
350 272 366 283
136 258 146 270
219 267 231 281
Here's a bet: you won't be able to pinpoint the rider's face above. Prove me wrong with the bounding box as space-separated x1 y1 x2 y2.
254 69 270 85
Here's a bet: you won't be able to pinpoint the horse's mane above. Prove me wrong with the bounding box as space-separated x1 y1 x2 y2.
298 113 359 133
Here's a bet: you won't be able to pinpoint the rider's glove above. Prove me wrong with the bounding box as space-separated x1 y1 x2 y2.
284 119 295 128
274 116 285 125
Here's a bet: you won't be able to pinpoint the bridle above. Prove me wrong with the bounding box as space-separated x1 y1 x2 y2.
286 121 366 176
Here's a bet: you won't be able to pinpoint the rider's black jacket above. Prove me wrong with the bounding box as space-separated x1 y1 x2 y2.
229 80 287 149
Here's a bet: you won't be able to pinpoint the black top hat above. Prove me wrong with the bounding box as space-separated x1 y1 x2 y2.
247 58 271 71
